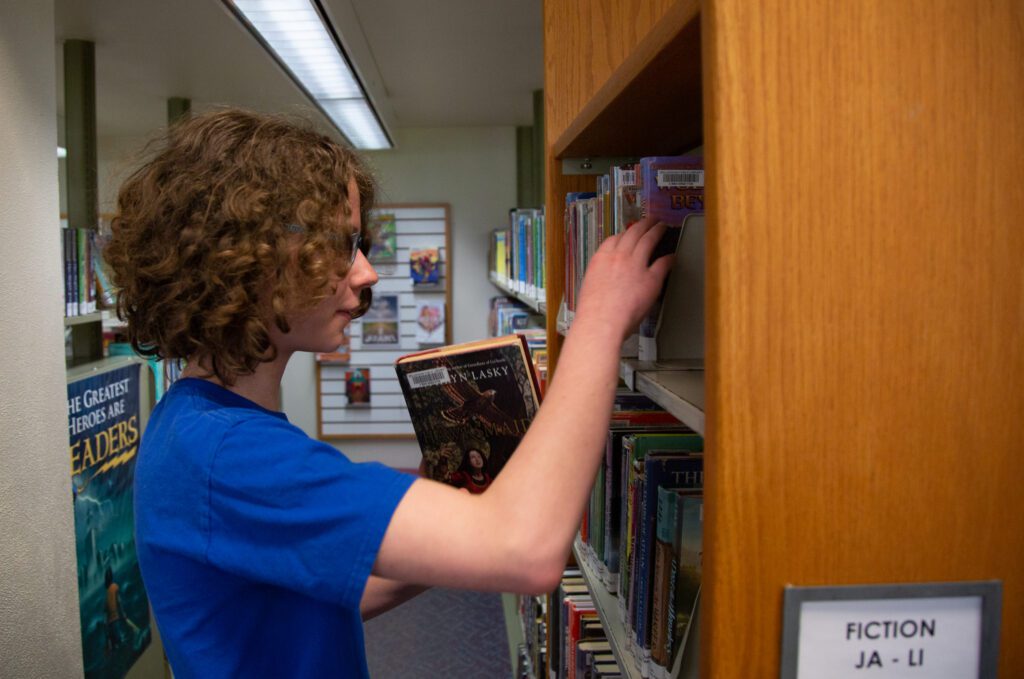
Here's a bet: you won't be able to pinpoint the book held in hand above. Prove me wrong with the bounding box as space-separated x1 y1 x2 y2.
395 334 542 493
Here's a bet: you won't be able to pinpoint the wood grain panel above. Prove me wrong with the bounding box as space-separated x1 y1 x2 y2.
544 0 680 149
703 1 1024 676
553 1 702 158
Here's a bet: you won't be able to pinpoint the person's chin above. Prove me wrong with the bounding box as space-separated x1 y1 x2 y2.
313 339 341 353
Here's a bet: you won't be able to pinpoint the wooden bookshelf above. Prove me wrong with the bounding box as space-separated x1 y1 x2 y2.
550 0 702 159
545 1 1024 676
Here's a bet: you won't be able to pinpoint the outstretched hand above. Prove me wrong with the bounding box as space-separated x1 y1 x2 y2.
574 217 675 341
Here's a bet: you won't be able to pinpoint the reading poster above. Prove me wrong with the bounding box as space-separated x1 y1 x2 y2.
68 363 152 678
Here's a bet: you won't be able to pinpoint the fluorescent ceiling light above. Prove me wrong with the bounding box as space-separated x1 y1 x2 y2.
226 0 393 150
320 98 391 150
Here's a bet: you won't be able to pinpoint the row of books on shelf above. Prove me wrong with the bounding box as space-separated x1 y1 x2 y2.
491 208 546 304
61 226 113 317
561 155 704 363
550 569 626 679
577 392 704 678
490 296 544 337
487 297 548 393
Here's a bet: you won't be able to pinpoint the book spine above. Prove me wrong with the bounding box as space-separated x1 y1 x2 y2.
633 467 649 650
86 229 96 312
68 228 79 316
574 200 584 311
617 436 636 623
62 228 71 317
76 229 87 315
535 213 543 293
563 200 572 313
524 212 531 292
650 485 676 668
664 552 680 664
519 214 527 291
602 432 619 590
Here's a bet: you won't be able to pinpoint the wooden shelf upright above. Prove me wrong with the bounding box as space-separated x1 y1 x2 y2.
543 1 1024 677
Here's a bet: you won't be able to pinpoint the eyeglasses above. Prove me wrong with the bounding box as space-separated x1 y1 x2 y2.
287 223 363 265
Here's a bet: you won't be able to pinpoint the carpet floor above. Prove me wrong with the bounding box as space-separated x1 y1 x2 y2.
363 587 512 678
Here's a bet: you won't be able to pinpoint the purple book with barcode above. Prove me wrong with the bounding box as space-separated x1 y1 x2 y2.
638 155 705 227
395 334 542 492
635 156 706 361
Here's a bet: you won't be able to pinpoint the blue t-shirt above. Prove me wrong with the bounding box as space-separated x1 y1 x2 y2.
134 378 414 678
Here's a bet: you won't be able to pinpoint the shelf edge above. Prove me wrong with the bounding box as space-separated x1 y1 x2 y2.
572 539 644 679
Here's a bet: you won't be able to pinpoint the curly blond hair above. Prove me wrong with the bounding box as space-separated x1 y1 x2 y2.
104 108 375 384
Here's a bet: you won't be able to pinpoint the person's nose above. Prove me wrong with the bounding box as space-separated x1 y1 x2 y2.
349 250 379 290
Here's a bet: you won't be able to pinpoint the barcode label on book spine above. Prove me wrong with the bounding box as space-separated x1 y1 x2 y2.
406 367 450 389
656 170 704 188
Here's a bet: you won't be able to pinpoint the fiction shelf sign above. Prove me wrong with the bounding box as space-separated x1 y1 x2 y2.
781 581 1001 679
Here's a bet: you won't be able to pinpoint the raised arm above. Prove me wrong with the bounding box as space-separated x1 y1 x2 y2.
374 218 673 594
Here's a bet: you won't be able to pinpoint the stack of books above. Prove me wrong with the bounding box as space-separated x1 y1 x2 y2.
551 568 625 679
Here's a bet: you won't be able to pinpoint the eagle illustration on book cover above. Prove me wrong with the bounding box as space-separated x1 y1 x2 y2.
396 339 540 492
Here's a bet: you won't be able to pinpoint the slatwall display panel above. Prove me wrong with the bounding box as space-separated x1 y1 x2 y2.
317 205 451 440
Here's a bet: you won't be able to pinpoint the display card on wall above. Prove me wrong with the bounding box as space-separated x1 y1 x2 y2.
317 205 452 439
362 293 401 348
414 300 445 345
410 247 441 286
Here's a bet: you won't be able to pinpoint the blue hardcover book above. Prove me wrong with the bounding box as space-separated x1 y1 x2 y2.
620 433 702 649
634 450 703 663
518 211 528 288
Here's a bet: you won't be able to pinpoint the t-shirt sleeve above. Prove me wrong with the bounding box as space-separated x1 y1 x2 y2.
204 416 415 610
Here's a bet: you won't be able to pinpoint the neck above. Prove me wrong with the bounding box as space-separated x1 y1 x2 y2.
182 350 292 412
